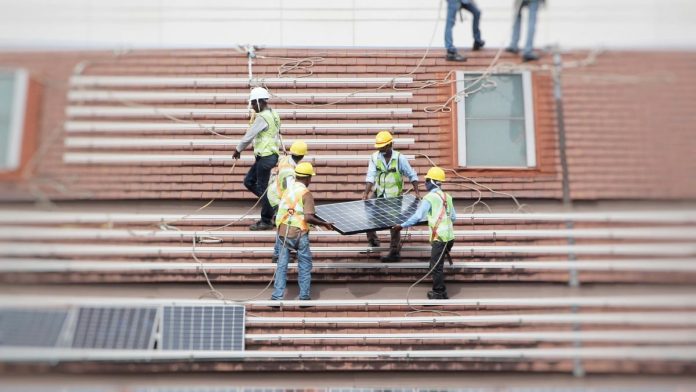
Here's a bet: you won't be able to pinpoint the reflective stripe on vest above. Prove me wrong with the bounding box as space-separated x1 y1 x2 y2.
275 182 309 231
373 151 403 198
268 155 296 207
423 189 455 243
254 109 281 157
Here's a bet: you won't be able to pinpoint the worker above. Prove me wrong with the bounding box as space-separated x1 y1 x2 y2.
362 130 420 263
393 167 456 300
272 162 334 301
268 140 308 263
444 0 486 62
233 86 280 231
506 0 545 62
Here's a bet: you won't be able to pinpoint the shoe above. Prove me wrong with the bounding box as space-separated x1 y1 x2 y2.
505 47 519 54
427 291 449 300
298 297 312 309
368 237 380 248
473 40 485 51
249 220 274 231
380 252 401 263
446 51 467 62
522 52 540 62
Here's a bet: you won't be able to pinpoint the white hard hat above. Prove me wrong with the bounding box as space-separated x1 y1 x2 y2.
249 87 270 102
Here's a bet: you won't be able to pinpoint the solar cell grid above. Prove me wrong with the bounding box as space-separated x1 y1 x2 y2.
0 308 68 347
71 307 157 349
315 195 426 235
161 305 244 351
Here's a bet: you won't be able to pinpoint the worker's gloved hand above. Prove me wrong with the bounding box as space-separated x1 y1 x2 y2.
232 150 241 160
392 224 402 232
361 191 371 201
322 222 335 231
414 190 422 200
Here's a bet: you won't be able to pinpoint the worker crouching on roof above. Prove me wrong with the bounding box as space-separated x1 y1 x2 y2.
272 162 334 301
233 87 280 231
268 140 308 263
393 167 456 300
362 131 420 263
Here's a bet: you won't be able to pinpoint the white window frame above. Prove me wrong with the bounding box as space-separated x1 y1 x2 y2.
456 70 537 169
1 69 29 171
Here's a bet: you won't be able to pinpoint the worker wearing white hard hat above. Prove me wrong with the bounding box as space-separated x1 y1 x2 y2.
233 86 282 231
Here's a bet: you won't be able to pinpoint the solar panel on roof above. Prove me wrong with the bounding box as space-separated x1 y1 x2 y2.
161 305 245 351
315 195 426 235
0 308 68 347
71 307 157 349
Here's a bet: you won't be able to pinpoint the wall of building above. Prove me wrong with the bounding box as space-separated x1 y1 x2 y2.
0 0 694 51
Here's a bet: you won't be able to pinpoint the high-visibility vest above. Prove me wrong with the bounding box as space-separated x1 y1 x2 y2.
372 150 403 198
254 109 281 157
267 155 296 207
423 189 455 243
276 182 310 232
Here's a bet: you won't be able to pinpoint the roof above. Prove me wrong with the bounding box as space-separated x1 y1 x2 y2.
0 48 693 202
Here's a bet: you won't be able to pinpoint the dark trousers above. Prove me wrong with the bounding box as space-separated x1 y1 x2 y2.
244 154 278 224
431 240 454 295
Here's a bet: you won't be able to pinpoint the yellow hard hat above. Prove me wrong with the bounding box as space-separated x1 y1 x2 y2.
295 162 316 177
425 167 446 182
289 140 308 156
374 131 393 148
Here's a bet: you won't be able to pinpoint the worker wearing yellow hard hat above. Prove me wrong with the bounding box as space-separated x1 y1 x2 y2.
273 162 334 301
394 166 456 299
233 86 282 231
362 130 421 263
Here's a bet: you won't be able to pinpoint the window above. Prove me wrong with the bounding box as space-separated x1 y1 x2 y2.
0 69 29 172
455 71 536 168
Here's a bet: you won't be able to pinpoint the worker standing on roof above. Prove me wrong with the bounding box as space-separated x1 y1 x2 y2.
272 162 334 301
268 140 308 262
393 167 456 300
362 130 420 263
233 87 281 231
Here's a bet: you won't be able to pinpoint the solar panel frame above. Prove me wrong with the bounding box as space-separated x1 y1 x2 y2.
0 307 69 348
160 305 245 351
315 195 427 235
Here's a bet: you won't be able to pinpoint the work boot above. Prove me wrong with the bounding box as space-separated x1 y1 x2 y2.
249 220 274 231
298 297 312 309
505 47 519 54
427 291 449 300
472 40 485 51
446 51 467 62
522 52 540 62
380 252 401 263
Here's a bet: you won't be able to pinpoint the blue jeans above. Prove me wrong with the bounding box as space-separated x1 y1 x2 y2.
444 0 482 53
271 232 312 300
243 154 278 224
509 0 539 56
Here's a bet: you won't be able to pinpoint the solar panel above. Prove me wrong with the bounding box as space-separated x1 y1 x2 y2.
315 195 426 235
0 308 68 347
161 305 245 351
71 307 157 349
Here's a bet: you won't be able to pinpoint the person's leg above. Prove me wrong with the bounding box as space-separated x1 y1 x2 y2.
243 156 260 196
444 0 459 53
296 233 313 300
429 241 448 297
461 3 482 44
389 227 401 255
271 234 295 300
508 5 523 51
523 0 539 57
257 154 278 224
366 230 380 247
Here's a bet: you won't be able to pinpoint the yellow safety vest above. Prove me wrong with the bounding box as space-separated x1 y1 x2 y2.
423 189 455 243
267 155 296 208
276 182 310 232
372 150 403 198
254 109 281 157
